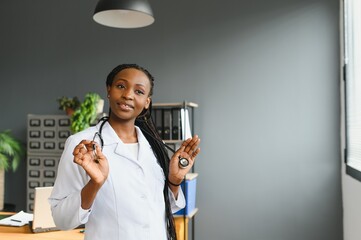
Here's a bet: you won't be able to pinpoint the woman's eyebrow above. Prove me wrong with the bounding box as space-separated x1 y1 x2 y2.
114 78 147 87
114 77 128 82
135 83 146 87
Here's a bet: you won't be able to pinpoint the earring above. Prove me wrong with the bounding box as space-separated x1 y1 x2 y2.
107 94 110 98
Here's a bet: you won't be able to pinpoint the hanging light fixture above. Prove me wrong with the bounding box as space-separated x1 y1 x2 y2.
93 0 154 28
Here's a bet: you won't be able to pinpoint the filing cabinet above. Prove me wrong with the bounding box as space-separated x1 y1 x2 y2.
26 114 71 212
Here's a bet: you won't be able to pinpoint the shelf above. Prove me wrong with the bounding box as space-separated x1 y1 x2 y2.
173 208 198 219
164 140 183 144
184 173 198 181
152 102 198 108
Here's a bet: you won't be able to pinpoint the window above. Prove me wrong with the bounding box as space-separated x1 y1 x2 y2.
344 0 361 179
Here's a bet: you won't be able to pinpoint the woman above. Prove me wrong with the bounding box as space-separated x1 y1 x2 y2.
49 64 201 240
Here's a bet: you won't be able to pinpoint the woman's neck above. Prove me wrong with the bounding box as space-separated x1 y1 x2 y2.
108 117 138 143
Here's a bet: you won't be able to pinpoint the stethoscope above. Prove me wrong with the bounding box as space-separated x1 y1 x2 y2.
91 117 190 169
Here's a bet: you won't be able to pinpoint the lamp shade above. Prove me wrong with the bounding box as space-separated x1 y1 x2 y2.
93 0 154 28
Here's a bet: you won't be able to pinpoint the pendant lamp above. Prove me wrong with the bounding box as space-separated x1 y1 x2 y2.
93 0 154 28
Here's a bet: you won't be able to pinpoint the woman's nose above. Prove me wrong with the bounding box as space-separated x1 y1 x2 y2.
122 88 134 99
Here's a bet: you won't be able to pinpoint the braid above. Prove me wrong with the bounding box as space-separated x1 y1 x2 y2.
107 64 177 240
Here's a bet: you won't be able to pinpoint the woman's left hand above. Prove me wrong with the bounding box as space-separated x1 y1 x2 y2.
168 135 201 185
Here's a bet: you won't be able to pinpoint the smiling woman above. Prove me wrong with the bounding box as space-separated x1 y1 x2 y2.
49 64 201 240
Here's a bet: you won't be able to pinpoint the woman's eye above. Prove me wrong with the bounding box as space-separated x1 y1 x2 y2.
135 90 145 95
116 84 125 89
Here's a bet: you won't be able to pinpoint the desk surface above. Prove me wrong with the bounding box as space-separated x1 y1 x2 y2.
0 229 84 240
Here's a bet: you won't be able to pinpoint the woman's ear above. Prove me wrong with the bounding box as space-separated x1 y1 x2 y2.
145 97 151 109
107 86 111 98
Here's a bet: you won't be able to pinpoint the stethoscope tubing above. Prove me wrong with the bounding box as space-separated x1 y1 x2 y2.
93 118 189 169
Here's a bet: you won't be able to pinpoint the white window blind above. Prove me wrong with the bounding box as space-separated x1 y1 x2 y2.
345 0 361 175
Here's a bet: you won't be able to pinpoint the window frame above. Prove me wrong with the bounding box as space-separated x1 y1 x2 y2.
343 0 361 180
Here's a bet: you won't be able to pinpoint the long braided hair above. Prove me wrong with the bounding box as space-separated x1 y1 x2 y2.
105 64 177 240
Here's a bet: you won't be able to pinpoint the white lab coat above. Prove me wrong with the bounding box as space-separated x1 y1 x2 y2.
49 121 185 240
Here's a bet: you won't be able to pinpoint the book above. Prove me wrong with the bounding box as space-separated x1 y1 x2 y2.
163 109 172 140
154 109 163 138
171 109 181 140
181 108 192 140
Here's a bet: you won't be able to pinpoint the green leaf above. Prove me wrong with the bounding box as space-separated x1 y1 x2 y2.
0 153 10 171
70 92 101 133
0 130 25 171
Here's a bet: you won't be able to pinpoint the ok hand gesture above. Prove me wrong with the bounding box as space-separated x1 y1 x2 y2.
73 140 109 186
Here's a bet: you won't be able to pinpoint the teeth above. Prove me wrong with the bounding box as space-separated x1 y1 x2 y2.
120 103 132 109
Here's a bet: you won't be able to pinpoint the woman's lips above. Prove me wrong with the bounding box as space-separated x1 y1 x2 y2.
118 102 134 111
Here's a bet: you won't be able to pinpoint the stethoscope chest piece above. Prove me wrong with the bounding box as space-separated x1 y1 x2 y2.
178 157 189 169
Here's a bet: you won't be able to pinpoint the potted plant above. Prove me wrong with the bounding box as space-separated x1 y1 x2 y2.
57 96 81 116
71 92 103 133
0 130 25 210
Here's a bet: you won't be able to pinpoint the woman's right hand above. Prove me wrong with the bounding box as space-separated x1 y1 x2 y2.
73 140 109 186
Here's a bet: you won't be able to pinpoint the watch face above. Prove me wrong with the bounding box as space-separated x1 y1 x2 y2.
179 158 189 168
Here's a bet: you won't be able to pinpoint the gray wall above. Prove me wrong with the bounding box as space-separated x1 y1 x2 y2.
0 0 342 239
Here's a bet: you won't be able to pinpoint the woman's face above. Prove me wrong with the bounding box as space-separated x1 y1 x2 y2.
107 68 151 122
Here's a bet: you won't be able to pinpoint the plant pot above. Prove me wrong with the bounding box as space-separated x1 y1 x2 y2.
96 99 104 114
65 108 75 116
0 168 4 210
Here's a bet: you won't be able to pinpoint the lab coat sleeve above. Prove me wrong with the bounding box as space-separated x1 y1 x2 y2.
169 187 186 213
48 135 91 230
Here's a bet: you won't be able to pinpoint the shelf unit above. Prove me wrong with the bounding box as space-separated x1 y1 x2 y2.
152 101 198 240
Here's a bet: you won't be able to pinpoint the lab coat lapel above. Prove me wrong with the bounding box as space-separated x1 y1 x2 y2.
99 121 138 164
97 121 118 147
98 122 152 166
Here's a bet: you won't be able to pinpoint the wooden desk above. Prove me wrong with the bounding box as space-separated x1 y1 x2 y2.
0 229 84 240
0 212 83 239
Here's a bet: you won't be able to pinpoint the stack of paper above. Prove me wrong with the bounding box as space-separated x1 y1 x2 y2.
0 211 33 227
